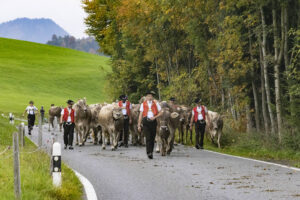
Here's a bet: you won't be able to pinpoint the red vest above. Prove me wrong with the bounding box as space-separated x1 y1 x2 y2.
118 101 131 115
63 107 75 123
143 101 158 117
193 106 206 122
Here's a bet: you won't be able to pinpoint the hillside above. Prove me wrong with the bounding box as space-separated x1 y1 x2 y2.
0 37 111 114
0 18 68 43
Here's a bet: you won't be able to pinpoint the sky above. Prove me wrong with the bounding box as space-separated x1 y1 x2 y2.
0 0 88 38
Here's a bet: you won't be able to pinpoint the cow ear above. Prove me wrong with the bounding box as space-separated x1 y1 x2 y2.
170 112 179 118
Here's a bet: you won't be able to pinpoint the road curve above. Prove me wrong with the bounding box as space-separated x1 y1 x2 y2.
28 125 300 200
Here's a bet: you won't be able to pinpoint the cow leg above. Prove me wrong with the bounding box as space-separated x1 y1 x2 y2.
217 131 221 148
79 127 84 146
155 135 160 153
101 130 106 150
93 128 98 145
167 129 175 155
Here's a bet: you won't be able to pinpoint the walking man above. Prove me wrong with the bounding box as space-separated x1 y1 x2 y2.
190 98 210 149
118 94 132 148
138 91 162 159
60 100 76 150
23 100 38 135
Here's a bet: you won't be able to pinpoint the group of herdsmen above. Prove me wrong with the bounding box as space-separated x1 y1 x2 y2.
23 91 209 159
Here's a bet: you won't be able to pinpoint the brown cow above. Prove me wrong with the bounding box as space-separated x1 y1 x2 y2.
89 104 103 145
156 107 171 156
179 106 193 144
98 104 124 150
48 105 62 132
129 103 145 145
156 101 180 155
206 111 223 148
74 98 92 146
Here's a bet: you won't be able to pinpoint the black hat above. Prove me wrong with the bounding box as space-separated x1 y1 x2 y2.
119 94 126 100
145 91 156 96
169 97 176 101
194 98 202 103
67 100 74 105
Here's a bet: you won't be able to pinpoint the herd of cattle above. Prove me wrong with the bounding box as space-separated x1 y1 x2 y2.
48 98 223 156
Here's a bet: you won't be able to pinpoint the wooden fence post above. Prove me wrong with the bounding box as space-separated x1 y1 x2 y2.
13 132 21 200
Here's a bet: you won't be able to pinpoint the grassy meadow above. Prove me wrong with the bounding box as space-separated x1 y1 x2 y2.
0 38 111 199
0 37 111 114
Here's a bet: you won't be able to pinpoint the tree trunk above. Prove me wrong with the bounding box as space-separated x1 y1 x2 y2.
246 104 253 132
260 5 276 134
272 3 284 142
283 5 293 116
249 30 260 132
155 58 161 101
259 46 269 133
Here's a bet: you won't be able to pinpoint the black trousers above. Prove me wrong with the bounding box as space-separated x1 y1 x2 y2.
27 114 35 132
121 117 129 145
63 123 75 146
195 120 206 148
142 118 157 155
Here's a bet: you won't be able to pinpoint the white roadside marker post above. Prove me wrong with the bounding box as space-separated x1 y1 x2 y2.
52 142 62 187
9 112 14 125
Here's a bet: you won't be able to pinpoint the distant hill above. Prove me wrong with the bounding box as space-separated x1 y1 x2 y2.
0 18 69 43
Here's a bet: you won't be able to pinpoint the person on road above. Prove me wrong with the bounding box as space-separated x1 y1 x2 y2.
190 98 210 149
60 100 76 150
138 91 162 159
23 100 38 135
118 94 132 148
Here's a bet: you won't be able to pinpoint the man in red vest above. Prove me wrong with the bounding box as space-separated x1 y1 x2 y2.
60 100 76 150
189 98 210 149
138 91 162 159
118 94 132 148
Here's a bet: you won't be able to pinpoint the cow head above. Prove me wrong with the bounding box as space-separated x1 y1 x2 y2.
112 107 123 120
159 108 171 136
76 98 88 112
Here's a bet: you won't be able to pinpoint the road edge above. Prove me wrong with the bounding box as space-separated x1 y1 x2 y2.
73 170 98 200
204 149 300 171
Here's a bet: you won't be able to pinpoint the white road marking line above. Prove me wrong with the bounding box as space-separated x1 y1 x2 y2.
74 170 98 200
204 149 300 172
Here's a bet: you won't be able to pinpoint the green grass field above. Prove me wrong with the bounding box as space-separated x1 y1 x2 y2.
0 38 111 199
0 37 111 114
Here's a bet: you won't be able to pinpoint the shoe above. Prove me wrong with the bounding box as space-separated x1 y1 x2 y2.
147 153 153 159
195 145 199 149
28 132 31 135
69 146 74 150
118 142 124 147
64 145 67 149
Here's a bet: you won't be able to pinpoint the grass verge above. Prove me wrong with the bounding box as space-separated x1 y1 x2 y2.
174 128 300 168
0 117 82 200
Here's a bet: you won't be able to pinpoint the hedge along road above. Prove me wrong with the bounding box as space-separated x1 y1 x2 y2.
28 124 300 200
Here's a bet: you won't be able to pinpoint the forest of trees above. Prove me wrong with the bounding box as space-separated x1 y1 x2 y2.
82 0 299 144
47 34 102 55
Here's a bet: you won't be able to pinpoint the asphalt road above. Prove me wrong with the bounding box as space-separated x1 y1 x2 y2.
28 124 300 200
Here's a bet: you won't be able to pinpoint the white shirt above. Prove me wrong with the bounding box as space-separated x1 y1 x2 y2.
192 106 208 120
61 108 76 122
139 101 161 119
26 106 38 115
121 102 132 116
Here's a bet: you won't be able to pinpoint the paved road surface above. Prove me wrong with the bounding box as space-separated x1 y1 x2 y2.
28 124 300 200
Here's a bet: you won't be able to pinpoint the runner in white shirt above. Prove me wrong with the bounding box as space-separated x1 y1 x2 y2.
23 100 38 135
